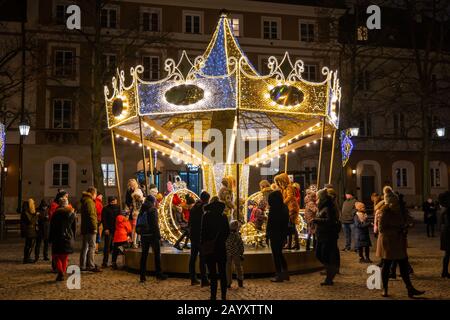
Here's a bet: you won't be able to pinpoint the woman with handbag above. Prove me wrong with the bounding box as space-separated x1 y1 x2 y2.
201 197 230 300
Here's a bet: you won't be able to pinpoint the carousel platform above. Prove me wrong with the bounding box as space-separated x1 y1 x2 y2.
124 245 322 275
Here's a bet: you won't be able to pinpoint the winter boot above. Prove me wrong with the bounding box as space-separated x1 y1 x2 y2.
407 286 425 298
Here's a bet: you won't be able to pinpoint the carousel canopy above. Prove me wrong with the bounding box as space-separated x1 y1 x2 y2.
104 13 341 167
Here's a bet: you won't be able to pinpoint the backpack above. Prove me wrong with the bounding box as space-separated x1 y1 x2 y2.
135 209 151 236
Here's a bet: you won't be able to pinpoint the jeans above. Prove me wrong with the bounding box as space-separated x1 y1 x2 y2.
35 235 49 260
112 241 128 264
382 258 413 291
189 242 207 281
140 237 162 277
80 233 96 269
102 233 113 265
206 255 227 300
342 223 353 249
270 239 288 275
226 255 244 285
426 223 435 237
23 237 36 262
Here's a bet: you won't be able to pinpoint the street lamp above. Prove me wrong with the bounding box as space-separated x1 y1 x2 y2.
19 121 30 136
349 127 359 137
436 127 446 137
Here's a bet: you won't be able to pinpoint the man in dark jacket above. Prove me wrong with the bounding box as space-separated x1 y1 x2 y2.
341 191 357 251
79 187 101 272
139 195 168 282
266 190 290 282
188 191 210 286
101 196 120 267
201 197 230 300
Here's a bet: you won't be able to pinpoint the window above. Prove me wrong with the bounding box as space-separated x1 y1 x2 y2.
52 99 72 129
358 70 370 91
142 56 160 81
395 168 408 187
101 54 117 72
304 64 317 81
357 26 368 41
300 23 315 42
231 18 241 37
102 163 116 187
359 117 372 137
54 50 74 77
184 13 201 34
53 163 69 187
430 168 441 187
142 8 160 32
101 8 118 29
55 3 70 25
262 18 280 39
394 112 405 136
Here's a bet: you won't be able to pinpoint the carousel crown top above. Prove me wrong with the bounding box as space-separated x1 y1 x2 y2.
104 13 341 169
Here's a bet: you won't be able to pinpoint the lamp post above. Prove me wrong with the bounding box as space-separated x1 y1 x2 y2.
17 120 30 213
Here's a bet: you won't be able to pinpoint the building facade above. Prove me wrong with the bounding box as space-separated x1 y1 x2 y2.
1 0 448 212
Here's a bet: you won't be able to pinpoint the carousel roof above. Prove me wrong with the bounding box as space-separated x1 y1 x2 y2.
104 13 341 166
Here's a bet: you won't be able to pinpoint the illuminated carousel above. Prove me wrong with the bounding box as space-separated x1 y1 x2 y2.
104 13 340 274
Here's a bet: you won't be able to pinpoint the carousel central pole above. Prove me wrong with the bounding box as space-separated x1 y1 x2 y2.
110 129 122 210
138 116 149 195
235 113 240 222
328 129 337 185
316 117 326 189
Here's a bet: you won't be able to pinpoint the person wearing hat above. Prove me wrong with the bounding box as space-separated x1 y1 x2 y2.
139 195 168 282
341 190 357 251
225 220 244 288
101 196 120 267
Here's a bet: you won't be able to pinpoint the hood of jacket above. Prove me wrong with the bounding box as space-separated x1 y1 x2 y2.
205 201 225 214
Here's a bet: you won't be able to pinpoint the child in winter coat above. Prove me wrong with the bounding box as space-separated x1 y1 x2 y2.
226 220 245 288
112 210 132 269
354 202 372 263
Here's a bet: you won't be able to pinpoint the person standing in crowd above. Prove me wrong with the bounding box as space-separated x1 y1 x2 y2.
226 220 245 288
35 200 50 262
372 193 383 236
266 190 290 282
79 187 101 272
324 184 341 274
130 180 144 248
423 197 438 238
149 184 159 198
274 173 300 251
439 191 450 278
188 191 210 286
341 191 356 252
314 189 340 286
48 190 67 221
218 177 235 221
101 196 120 268
201 196 230 300
21 199 38 264
111 209 132 270
252 200 268 232
354 202 372 263
95 193 104 254
138 195 168 282
259 180 272 203
304 188 318 251
49 197 76 281
376 186 424 298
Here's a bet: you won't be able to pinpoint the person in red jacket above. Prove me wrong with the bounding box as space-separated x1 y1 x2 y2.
95 193 104 253
111 210 132 270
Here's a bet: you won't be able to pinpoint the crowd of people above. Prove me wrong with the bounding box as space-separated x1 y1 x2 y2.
18 173 450 300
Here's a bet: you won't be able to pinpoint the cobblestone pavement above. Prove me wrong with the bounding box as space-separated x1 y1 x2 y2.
1 214 449 300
